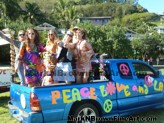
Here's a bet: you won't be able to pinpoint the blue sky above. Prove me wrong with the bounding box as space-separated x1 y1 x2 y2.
138 0 164 14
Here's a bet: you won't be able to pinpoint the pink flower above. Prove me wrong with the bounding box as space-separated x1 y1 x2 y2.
106 82 116 96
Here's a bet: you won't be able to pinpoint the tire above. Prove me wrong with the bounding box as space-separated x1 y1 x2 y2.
69 103 100 123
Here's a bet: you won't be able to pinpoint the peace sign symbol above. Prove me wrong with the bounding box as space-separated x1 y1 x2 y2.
119 64 129 75
144 75 153 86
103 99 112 113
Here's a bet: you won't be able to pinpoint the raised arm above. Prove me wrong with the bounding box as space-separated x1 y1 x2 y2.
15 42 26 73
64 42 76 49
0 31 16 43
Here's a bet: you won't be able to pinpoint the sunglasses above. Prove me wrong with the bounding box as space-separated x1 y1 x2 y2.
19 34 25 36
28 33 35 35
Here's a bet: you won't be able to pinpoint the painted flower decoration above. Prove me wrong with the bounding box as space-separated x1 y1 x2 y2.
106 82 116 96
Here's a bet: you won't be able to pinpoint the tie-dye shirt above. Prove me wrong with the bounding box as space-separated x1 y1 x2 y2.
18 42 46 84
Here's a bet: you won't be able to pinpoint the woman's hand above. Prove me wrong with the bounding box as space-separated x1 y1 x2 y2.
57 41 62 46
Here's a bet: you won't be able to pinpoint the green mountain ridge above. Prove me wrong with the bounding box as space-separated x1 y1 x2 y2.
18 0 162 26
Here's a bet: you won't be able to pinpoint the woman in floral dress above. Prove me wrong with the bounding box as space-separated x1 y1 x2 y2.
16 28 45 87
42 29 59 86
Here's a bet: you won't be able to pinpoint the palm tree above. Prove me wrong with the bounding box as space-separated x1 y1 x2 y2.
65 6 81 28
53 0 81 29
0 0 22 28
0 0 22 20
24 2 45 24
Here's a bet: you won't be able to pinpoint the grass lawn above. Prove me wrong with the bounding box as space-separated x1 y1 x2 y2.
0 91 164 123
0 92 19 123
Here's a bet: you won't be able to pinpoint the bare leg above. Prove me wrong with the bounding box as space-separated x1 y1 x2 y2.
28 83 35 87
76 72 82 83
53 80 58 84
83 72 89 83
66 81 71 84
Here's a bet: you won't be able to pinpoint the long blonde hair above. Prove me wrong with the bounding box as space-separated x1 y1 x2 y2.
46 29 59 46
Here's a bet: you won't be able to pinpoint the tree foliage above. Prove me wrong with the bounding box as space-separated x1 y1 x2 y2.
52 0 80 29
120 12 160 32
131 30 163 61
0 0 163 61
77 2 147 17
23 2 46 25
0 0 22 20
7 19 33 36
78 22 133 58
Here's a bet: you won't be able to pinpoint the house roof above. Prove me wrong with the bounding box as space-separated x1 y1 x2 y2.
80 16 112 20
35 22 56 31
